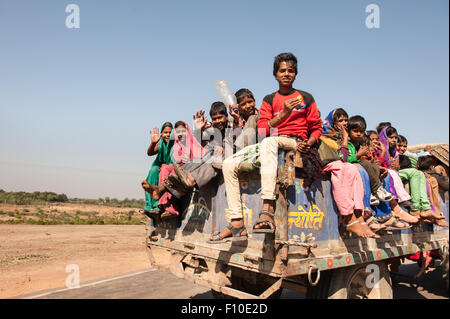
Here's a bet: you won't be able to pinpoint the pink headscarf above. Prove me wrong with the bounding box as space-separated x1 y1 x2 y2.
173 121 204 163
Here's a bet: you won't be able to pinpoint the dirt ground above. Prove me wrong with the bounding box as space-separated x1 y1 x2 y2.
0 224 150 298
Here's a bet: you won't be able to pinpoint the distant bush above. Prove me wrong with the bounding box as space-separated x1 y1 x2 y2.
0 191 68 205
0 190 144 208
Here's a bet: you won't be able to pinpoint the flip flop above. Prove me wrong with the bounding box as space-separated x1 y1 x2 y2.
383 218 411 231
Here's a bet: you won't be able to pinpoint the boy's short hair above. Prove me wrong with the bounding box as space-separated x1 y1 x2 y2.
348 115 367 131
376 122 391 133
399 155 412 169
273 52 298 76
235 88 255 104
209 101 227 117
332 108 348 125
398 135 408 144
417 156 435 171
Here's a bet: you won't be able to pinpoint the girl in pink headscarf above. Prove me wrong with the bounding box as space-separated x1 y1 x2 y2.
157 121 204 218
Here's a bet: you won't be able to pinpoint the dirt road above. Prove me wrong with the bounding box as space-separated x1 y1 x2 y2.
0 224 149 298
1 224 448 299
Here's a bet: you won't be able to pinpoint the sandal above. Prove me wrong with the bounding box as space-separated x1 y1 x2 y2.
252 211 276 234
166 175 188 195
173 162 196 189
207 223 248 244
382 217 411 231
365 216 386 233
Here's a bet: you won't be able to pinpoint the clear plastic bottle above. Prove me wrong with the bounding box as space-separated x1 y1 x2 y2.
215 80 237 107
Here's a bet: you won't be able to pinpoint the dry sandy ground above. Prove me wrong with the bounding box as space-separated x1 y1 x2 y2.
0 224 150 298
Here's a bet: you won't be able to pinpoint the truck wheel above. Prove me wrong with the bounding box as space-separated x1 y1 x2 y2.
307 261 393 299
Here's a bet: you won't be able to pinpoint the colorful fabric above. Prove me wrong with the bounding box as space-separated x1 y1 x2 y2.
173 121 204 164
345 141 360 163
257 89 322 141
379 127 399 168
388 169 411 202
324 161 365 216
356 164 372 209
398 168 431 211
322 109 336 136
143 124 175 212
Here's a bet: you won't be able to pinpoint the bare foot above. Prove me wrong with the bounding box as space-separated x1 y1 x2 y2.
435 219 449 227
392 205 419 224
420 210 445 220
346 215 380 238
141 181 165 201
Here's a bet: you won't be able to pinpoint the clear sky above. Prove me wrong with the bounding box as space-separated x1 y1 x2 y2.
0 0 448 200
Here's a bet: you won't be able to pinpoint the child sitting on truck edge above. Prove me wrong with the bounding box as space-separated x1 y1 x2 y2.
207 88 260 243
396 135 446 224
140 122 174 217
252 52 323 234
321 108 384 237
344 116 410 230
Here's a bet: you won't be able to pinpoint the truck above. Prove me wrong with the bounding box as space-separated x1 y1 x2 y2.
144 144 449 299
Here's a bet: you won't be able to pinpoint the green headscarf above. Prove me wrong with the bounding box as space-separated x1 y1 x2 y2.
143 122 174 212
152 122 175 167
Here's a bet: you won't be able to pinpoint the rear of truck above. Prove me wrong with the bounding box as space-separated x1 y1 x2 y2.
145 148 449 299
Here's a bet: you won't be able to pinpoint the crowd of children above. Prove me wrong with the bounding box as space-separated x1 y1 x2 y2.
140 52 449 241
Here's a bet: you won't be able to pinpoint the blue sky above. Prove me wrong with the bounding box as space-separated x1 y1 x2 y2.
0 0 448 199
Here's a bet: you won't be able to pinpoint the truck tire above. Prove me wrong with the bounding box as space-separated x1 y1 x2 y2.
307 261 393 299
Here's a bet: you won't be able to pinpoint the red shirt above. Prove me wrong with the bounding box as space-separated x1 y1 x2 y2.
257 89 322 141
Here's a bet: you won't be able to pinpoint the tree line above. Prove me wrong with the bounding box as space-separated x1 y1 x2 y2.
0 189 144 208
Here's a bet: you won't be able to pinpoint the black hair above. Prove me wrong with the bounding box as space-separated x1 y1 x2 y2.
209 101 227 117
235 88 255 104
399 155 412 169
376 122 391 133
174 121 186 129
161 122 173 131
417 156 435 171
386 126 398 137
366 130 378 138
332 108 348 125
362 134 371 147
398 135 408 144
348 115 367 131
273 52 298 76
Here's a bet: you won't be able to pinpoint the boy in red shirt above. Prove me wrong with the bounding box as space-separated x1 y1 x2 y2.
253 52 323 233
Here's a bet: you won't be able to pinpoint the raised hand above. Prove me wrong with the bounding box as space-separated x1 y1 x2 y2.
356 146 370 159
150 127 160 144
335 123 348 139
229 104 240 123
193 110 210 131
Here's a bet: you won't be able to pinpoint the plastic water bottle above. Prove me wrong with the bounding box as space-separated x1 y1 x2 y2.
215 80 237 107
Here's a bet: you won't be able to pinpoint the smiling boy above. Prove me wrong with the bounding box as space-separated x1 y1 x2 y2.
252 52 323 233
